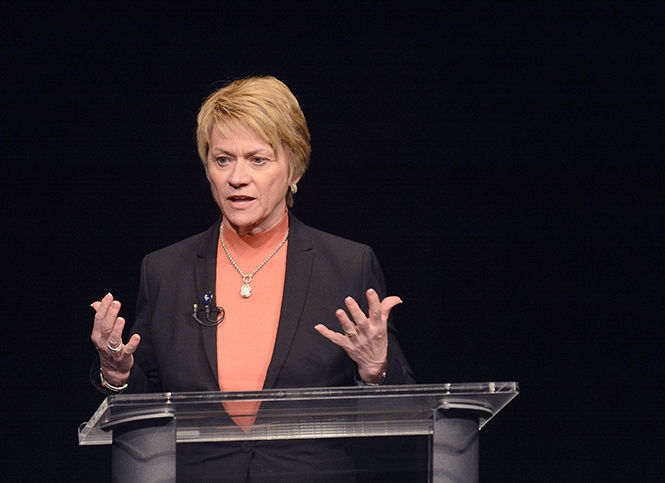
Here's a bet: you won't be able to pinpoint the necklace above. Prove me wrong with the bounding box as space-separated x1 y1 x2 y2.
219 222 289 298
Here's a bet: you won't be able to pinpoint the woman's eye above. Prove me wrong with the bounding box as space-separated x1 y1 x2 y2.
251 156 267 165
215 156 230 166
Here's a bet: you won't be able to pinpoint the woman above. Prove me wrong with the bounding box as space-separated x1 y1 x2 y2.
90 76 415 481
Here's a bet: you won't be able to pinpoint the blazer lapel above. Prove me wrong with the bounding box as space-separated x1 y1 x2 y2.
194 218 223 385
263 215 314 389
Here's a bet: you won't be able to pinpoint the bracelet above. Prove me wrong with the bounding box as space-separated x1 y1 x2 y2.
100 370 128 392
363 371 387 386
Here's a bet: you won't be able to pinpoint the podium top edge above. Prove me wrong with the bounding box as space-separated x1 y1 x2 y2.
104 382 519 404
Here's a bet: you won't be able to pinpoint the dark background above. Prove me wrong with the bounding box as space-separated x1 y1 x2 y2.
2 2 663 481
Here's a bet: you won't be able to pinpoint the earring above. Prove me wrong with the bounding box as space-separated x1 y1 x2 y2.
289 184 298 195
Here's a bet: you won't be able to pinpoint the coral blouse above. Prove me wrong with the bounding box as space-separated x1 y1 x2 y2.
215 213 289 428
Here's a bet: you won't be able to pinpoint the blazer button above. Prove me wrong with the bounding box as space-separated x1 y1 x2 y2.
241 441 253 453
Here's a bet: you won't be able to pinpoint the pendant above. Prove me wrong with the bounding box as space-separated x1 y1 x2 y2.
240 283 252 298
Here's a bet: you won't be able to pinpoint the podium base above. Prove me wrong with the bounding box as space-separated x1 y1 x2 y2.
111 417 176 483
432 411 479 483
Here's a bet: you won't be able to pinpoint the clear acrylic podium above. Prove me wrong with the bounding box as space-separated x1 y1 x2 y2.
79 382 518 482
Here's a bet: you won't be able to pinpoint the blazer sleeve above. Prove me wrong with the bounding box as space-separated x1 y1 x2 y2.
123 253 163 393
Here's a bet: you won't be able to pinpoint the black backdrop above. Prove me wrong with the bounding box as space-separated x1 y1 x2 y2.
2 2 663 481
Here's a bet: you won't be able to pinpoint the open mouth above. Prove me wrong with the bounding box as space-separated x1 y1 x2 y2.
227 195 255 206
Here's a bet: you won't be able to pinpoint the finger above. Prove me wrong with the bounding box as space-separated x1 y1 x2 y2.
92 296 123 350
314 324 350 348
343 296 369 329
95 293 114 319
96 305 122 352
365 288 383 323
106 316 126 352
379 295 403 319
91 293 116 344
93 294 118 333
366 289 403 324
123 333 141 354
334 308 361 336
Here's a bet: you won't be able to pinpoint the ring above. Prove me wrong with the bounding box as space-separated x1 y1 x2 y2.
345 331 358 338
107 340 123 353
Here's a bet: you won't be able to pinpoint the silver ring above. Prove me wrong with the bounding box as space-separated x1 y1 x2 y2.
345 331 358 338
107 340 123 353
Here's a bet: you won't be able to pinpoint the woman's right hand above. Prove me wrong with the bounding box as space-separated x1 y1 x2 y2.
90 293 141 387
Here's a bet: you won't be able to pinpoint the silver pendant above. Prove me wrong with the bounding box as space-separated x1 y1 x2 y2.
240 283 252 298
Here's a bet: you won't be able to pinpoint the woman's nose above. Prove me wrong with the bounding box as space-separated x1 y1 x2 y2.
228 160 250 186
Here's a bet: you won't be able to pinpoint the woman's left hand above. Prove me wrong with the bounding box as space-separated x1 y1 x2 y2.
314 288 402 384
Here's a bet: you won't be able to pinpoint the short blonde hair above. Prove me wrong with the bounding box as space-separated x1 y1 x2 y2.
196 76 311 206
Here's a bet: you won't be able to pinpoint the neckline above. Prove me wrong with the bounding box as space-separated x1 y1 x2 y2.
221 211 290 253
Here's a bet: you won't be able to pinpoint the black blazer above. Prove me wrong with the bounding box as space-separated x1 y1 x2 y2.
126 213 414 394
97 214 415 481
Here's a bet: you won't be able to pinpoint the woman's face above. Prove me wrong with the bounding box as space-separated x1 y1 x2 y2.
207 123 297 236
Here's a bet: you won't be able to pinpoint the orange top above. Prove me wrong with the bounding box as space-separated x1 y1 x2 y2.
216 213 289 429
